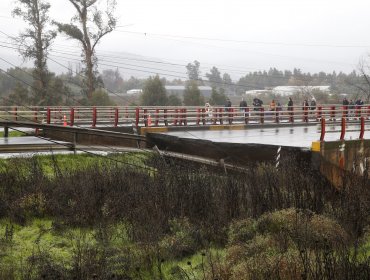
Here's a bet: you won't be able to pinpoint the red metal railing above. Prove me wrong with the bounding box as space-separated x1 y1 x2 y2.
0 105 368 140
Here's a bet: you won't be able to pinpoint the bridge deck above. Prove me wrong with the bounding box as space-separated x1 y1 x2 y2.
160 123 370 148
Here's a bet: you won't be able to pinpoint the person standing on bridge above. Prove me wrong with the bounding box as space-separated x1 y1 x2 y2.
239 98 248 110
343 97 349 119
239 98 248 119
310 98 316 111
225 99 232 112
287 97 293 110
287 97 294 119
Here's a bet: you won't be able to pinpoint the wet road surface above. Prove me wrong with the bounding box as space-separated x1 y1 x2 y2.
162 123 370 148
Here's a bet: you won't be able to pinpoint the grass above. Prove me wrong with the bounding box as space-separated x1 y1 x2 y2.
0 131 27 137
0 152 150 177
0 218 224 279
161 248 225 279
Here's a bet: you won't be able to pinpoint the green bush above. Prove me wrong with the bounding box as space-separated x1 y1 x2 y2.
159 218 198 259
227 218 256 245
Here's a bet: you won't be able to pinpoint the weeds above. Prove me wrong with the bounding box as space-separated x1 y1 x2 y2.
0 153 368 279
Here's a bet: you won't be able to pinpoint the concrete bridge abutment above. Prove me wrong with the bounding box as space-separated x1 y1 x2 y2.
311 140 370 187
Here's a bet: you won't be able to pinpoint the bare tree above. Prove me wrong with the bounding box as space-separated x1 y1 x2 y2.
12 0 56 105
346 57 370 102
54 0 117 100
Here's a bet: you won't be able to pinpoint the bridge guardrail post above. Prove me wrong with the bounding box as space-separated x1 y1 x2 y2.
143 109 148 127
228 108 233 124
46 107 51 124
330 106 336 121
14 107 18 122
70 108 75 127
260 107 264 124
92 106 97 128
245 108 249 124
164 109 168 126
360 117 365 139
196 108 200 125
213 108 217 125
289 107 294 123
202 108 206 125
135 107 140 128
219 108 224 124
173 109 178 126
183 108 187 126
320 118 326 141
4 126 8 138
355 105 361 119
340 117 346 140
34 108 39 135
155 109 160 126
317 106 322 121
114 107 119 127
367 106 370 120
343 105 348 119
303 107 308 122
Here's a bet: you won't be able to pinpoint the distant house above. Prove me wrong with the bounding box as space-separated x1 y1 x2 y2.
272 86 330 96
122 86 213 98
245 89 271 95
126 89 143 95
246 86 331 97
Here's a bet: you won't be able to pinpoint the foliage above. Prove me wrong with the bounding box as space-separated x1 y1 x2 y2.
4 83 31 106
183 80 204 106
89 88 115 106
159 218 199 259
100 68 123 92
12 0 57 106
167 94 182 106
206 66 223 89
54 0 117 99
141 75 168 106
0 154 368 278
209 87 227 105
186 60 201 81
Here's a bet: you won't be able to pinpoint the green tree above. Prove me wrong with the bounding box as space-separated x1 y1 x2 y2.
209 87 227 105
183 81 204 106
90 88 115 106
167 94 182 106
55 0 117 100
186 60 201 81
141 75 168 106
100 68 123 92
46 75 69 105
223 73 232 85
3 83 30 106
12 0 56 105
206 66 222 88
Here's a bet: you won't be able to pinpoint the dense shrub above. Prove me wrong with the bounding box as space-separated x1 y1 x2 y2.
0 154 368 279
159 218 199 259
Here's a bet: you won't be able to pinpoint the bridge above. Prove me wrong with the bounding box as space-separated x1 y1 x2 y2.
0 104 369 186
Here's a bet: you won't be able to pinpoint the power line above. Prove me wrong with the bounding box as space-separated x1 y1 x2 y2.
115 30 370 49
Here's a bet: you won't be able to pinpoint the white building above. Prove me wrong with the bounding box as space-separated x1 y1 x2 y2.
272 86 330 96
246 86 331 97
126 89 143 95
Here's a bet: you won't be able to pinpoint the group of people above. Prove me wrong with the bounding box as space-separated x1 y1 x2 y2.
342 97 364 107
204 97 367 116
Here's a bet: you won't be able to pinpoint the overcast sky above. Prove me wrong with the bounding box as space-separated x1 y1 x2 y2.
1 0 370 80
